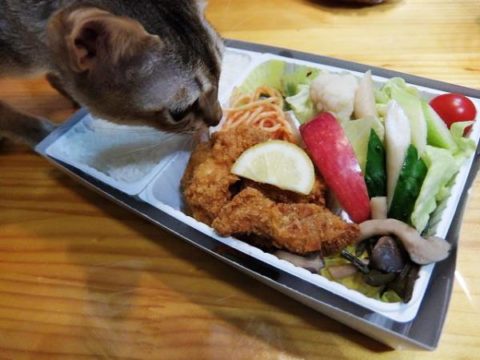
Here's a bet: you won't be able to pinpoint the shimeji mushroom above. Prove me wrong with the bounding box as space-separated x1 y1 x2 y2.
274 251 324 273
370 235 406 273
327 264 358 280
358 219 451 265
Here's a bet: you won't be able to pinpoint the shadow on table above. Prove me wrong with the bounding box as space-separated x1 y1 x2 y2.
301 0 401 14
54 173 394 358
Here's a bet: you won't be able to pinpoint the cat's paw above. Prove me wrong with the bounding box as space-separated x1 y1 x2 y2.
32 119 56 145
17 118 57 147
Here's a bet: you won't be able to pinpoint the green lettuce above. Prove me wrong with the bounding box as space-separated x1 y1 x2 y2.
237 60 320 96
451 121 476 161
342 116 385 172
282 66 320 97
411 146 459 232
285 84 317 123
411 122 476 232
378 78 427 155
283 66 320 122
422 101 457 150
375 88 390 119
237 60 285 95
236 60 320 123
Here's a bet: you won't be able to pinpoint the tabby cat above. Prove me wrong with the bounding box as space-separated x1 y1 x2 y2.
0 0 223 146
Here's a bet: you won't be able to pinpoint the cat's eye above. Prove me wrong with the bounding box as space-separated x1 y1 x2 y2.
169 99 199 122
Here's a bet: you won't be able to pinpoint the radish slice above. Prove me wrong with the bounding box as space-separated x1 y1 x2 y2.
300 112 371 223
385 101 411 208
354 71 377 119
371 196 388 219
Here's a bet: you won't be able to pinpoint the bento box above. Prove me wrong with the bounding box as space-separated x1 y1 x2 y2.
35 40 480 350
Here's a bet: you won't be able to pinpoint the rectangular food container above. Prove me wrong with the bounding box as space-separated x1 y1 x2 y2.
35 40 480 350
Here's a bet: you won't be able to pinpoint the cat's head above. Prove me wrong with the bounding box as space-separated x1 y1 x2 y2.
47 3 223 132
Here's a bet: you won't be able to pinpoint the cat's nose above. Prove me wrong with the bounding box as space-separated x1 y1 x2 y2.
202 100 222 126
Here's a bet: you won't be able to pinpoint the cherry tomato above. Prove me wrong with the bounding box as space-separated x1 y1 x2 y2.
430 93 477 134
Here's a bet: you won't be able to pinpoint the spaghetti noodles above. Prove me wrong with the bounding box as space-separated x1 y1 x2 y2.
223 86 295 142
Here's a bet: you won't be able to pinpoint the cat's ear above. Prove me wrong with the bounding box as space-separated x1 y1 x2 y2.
49 8 162 73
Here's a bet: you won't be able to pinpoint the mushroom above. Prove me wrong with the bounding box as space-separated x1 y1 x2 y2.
370 235 406 273
365 270 397 287
328 264 358 279
341 250 370 273
387 262 420 303
274 251 324 273
370 197 388 219
358 219 451 265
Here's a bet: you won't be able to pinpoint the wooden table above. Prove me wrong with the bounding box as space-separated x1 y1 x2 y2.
1 0 479 358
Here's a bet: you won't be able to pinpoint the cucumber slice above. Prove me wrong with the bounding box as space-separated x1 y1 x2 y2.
388 145 428 223
365 129 386 198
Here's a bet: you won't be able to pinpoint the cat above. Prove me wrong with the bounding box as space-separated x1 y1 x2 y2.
0 0 223 146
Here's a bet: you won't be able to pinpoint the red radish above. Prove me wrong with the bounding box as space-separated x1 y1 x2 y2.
300 112 371 223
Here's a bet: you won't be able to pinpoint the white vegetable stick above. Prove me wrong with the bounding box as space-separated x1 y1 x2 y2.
385 101 411 208
354 70 377 119
370 196 388 219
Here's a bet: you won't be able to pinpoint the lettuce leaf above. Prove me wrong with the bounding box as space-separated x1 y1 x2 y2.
411 123 475 232
411 146 459 232
285 84 317 123
236 60 321 124
422 101 457 150
381 290 403 303
237 60 320 97
342 116 385 172
282 66 320 97
237 60 285 95
379 78 427 155
451 121 476 161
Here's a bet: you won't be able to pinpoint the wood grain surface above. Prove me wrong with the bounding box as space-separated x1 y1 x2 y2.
1 0 479 358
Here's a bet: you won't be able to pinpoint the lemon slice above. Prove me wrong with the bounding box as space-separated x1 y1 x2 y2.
231 140 315 195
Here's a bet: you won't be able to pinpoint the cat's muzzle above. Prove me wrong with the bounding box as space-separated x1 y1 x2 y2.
202 100 222 127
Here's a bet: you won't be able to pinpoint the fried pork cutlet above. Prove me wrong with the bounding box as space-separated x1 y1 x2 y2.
242 177 327 207
182 125 357 256
181 126 272 225
212 188 359 255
